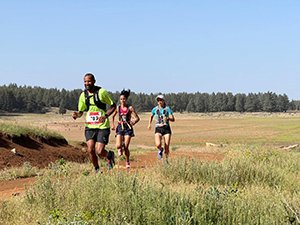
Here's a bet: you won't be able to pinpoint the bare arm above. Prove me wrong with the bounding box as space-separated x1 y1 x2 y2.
168 114 175 122
106 102 117 117
147 114 154 130
110 108 118 130
98 102 117 123
129 106 140 126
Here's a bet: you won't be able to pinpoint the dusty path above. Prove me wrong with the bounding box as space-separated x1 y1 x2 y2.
0 177 35 199
0 150 224 200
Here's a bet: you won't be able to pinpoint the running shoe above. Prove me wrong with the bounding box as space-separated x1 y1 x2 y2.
158 148 164 160
94 166 100 174
107 151 115 170
126 161 131 169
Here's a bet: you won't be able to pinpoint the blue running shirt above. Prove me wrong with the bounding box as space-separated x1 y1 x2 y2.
151 106 173 127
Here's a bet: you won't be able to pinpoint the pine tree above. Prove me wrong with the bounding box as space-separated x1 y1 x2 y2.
59 99 67 115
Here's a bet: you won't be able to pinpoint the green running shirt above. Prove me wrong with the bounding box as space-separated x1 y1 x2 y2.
78 88 114 129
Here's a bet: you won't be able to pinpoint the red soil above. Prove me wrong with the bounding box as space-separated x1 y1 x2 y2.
0 133 224 200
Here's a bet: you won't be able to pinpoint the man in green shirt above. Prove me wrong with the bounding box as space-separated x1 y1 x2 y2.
72 73 116 172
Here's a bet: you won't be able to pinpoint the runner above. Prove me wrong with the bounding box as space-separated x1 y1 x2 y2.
111 89 140 169
72 73 116 172
147 94 175 161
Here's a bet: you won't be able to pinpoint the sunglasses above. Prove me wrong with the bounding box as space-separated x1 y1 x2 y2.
157 98 164 102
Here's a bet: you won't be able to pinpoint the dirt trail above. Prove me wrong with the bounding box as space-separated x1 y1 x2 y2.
0 177 35 199
0 117 225 200
0 150 224 200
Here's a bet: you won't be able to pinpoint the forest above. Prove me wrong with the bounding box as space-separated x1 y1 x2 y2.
0 84 299 114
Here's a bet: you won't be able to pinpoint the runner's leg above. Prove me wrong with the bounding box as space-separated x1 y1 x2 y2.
95 142 107 158
124 135 131 167
155 133 163 159
155 133 162 149
163 134 171 158
86 139 99 169
116 134 123 156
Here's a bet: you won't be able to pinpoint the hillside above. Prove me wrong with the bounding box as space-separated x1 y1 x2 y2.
0 132 87 170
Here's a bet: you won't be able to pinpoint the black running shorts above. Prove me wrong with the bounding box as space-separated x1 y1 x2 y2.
116 123 134 137
85 128 110 144
155 125 172 136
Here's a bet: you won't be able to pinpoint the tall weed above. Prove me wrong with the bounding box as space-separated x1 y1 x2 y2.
0 147 299 224
161 147 300 192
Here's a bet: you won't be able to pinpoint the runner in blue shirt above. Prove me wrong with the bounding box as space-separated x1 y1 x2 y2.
148 95 175 161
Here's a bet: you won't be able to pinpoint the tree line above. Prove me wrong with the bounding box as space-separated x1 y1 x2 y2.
0 84 298 114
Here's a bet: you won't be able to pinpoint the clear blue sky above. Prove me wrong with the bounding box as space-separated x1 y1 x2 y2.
1 1 299 99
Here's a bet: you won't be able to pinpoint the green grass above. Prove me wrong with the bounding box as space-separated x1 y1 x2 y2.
0 162 40 181
0 147 299 225
0 122 64 140
160 146 300 192
245 117 300 144
1 113 300 224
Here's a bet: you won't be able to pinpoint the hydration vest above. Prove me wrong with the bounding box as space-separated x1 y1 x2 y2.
156 107 167 116
84 86 106 111
156 107 167 124
118 105 131 123
118 105 132 130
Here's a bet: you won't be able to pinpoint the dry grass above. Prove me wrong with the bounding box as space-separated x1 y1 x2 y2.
2 111 300 148
1 111 300 224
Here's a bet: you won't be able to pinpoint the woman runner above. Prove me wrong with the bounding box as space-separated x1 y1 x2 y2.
148 94 175 161
111 89 140 169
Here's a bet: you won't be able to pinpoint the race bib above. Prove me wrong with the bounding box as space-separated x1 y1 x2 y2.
86 112 102 125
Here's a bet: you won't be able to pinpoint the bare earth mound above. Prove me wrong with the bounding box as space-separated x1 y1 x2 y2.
0 130 225 199
0 132 87 170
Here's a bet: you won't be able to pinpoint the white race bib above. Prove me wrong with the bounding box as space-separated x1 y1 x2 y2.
86 112 102 125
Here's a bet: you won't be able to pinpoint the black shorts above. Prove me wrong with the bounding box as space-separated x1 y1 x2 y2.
116 123 134 137
85 128 110 144
155 125 172 136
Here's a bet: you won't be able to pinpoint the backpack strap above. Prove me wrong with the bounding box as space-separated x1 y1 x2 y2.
156 106 168 116
118 105 122 121
118 105 130 122
156 107 160 116
84 90 92 112
118 104 132 130
84 86 106 111
163 108 166 116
